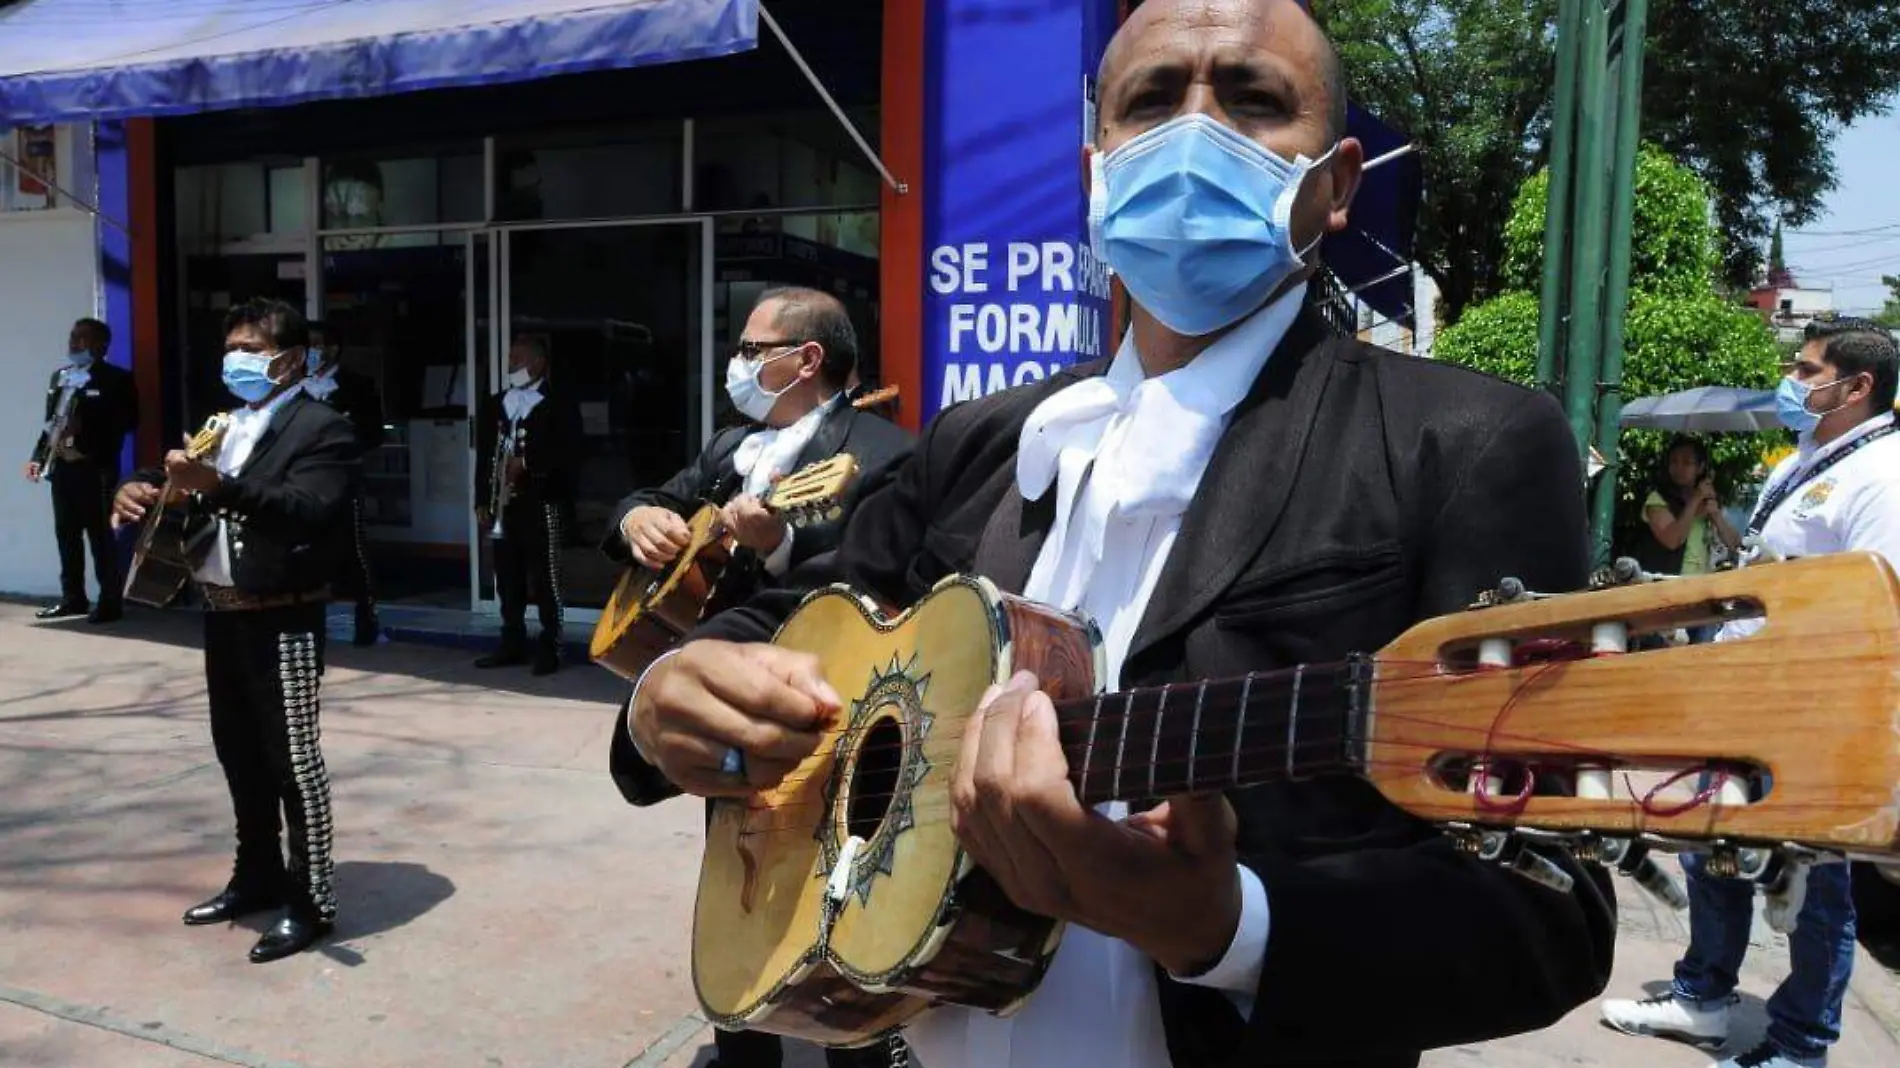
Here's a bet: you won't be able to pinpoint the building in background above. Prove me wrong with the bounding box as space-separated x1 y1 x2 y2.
0 0 1421 619
1747 266 1837 344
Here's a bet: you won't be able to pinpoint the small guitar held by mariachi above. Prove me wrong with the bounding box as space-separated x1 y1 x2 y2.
688 551 1900 1048
590 453 865 681
122 413 232 609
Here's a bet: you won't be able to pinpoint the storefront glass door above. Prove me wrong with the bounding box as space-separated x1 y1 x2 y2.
477 219 713 618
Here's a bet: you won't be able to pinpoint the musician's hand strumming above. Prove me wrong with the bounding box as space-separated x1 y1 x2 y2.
622 505 692 568
951 670 1245 978
631 640 838 797
722 495 787 554
23 461 41 482
164 449 221 496
111 481 162 528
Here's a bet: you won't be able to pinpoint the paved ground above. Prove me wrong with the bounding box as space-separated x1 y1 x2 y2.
1 602 1896 1068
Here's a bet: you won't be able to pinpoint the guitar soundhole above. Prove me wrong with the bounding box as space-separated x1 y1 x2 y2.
847 715 905 842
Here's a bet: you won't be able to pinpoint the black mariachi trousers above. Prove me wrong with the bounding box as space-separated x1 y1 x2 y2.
202 601 337 922
494 499 564 644
49 458 120 604
334 495 377 616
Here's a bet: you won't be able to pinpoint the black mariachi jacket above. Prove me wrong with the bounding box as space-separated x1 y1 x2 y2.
600 399 914 603
475 384 582 509
35 360 139 470
610 312 1617 1068
125 392 360 598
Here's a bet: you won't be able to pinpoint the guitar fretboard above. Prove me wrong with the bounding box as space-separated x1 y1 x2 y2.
1053 657 1371 804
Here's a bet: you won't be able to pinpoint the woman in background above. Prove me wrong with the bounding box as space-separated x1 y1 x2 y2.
1634 435 1742 643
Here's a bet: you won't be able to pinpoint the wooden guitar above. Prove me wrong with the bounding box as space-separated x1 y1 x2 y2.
123 413 231 608
590 454 863 681
690 552 1900 1047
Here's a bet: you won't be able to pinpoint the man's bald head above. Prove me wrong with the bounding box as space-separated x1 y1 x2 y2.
1098 0 1347 146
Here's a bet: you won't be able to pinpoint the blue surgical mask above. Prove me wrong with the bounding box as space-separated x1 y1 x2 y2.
68 350 93 369
725 350 797 422
1090 113 1334 337
223 350 282 404
305 346 327 376
1775 374 1853 437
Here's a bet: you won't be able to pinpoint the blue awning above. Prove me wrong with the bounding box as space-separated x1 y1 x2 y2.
0 0 758 126
1325 103 1423 331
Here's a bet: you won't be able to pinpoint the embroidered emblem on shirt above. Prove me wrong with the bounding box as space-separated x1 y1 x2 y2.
1798 478 1837 511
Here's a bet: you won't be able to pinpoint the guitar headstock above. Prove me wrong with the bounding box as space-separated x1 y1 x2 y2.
764 454 861 528
1365 552 1900 861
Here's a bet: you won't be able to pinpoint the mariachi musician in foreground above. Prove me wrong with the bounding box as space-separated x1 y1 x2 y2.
112 298 360 964
605 286 911 1068
612 3 1615 1067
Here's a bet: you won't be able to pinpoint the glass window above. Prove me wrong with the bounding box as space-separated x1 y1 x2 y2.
0 124 66 212
492 122 682 222
320 144 483 230
694 109 882 214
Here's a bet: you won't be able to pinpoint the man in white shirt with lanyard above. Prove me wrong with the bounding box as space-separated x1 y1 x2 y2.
1602 316 1900 1068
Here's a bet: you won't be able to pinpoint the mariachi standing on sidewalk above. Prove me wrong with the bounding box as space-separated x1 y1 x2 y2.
24 317 139 624
304 321 386 646
474 333 580 676
111 297 360 964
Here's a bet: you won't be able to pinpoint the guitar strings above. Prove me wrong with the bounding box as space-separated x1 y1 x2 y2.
701 637 1893 842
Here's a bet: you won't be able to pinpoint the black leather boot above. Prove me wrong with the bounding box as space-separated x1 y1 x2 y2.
475 630 529 668
35 599 88 620
249 911 333 963
353 603 380 646
531 634 562 676
183 884 281 926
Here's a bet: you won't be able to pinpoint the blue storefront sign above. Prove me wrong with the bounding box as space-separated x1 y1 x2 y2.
919 0 1121 424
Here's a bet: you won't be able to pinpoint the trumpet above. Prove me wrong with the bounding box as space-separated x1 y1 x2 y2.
487 428 515 539
29 384 80 481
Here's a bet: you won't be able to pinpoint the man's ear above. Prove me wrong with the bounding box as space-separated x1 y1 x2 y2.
1323 137 1366 236
800 342 826 381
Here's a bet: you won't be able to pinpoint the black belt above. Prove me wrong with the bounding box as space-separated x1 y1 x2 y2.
198 584 330 612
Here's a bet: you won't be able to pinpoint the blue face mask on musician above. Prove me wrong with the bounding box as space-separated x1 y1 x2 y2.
1775 374 1852 437
67 350 93 369
1090 113 1335 337
223 350 282 404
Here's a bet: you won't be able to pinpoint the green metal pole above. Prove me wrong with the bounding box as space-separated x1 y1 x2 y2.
1535 0 1586 398
1589 0 1649 566
1560 0 1611 459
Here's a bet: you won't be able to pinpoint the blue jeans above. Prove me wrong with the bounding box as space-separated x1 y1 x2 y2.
1672 852 1858 1057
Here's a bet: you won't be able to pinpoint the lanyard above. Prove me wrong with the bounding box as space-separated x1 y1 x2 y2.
1746 422 1897 537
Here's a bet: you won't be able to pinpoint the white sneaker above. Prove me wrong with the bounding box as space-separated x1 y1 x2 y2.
1599 992 1730 1049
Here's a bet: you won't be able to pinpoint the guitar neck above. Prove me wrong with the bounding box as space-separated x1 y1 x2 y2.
1053 657 1373 804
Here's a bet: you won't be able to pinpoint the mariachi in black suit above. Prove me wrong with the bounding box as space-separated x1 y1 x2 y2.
475 382 582 660
123 390 359 929
611 311 1618 1068
601 396 914 605
33 359 139 612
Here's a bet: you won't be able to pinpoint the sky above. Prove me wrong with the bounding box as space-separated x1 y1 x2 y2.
1777 110 1900 316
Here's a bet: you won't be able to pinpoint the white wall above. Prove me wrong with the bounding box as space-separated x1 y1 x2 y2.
0 208 102 598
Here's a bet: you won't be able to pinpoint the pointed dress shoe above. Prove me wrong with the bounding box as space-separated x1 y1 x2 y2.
34 600 88 620
87 601 123 624
249 913 333 963
182 887 279 926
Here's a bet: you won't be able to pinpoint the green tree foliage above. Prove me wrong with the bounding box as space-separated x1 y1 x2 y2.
1310 0 1900 318
1877 275 1900 329
1435 149 1783 550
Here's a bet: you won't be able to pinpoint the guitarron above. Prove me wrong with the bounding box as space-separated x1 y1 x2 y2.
123 413 231 608
590 453 863 681
690 552 1900 1047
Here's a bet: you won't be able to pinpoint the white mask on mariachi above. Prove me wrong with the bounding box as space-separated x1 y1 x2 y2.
725 348 800 422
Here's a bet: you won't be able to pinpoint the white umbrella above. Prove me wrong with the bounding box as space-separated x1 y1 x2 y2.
1619 386 1780 433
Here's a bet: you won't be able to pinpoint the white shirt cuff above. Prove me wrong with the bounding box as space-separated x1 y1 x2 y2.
1171 865 1269 1004
625 648 685 765
760 522 796 577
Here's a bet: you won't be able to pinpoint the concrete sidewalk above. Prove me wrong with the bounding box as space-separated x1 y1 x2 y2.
1 603 1895 1068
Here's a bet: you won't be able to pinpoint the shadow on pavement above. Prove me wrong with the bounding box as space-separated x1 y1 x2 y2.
319 859 458 967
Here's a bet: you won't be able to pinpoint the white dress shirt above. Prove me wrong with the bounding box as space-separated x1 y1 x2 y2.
1719 411 1900 642
903 285 1305 1068
728 393 841 577
192 385 307 586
